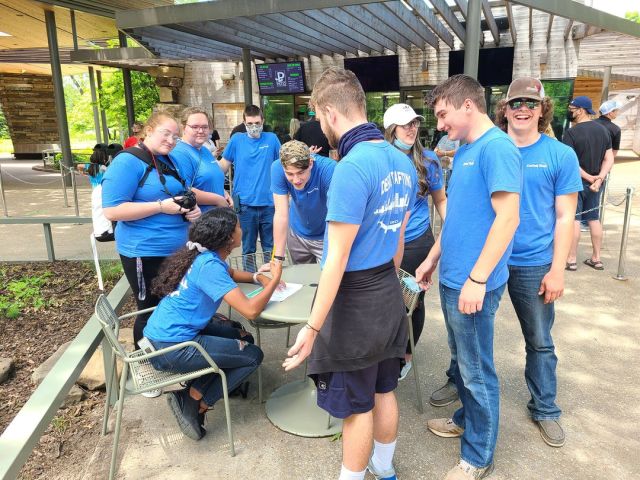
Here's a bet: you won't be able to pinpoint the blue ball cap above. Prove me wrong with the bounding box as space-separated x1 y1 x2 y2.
570 96 595 115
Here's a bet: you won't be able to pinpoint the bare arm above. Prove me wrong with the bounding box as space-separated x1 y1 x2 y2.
393 212 411 270
539 193 578 304
272 194 290 258
218 158 232 173
103 198 187 222
223 261 283 320
282 222 359 371
431 188 447 222
191 187 228 207
458 191 520 314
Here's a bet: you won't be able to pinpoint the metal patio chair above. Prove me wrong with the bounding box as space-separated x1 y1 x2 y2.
95 295 235 480
397 268 425 413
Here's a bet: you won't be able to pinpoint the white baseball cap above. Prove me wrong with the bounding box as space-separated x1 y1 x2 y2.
599 100 621 115
383 103 424 129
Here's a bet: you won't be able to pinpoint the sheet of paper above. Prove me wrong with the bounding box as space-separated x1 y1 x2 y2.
269 283 303 302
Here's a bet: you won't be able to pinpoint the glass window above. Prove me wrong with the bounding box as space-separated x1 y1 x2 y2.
541 80 575 140
366 92 400 128
262 95 294 143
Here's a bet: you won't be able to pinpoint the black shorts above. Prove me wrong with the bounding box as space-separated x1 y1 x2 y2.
576 180 603 222
310 357 401 419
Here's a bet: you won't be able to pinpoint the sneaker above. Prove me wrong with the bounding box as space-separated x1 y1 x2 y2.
580 224 589 232
367 458 397 480
443 460 494 480
166 389 204 441
536 419 565 447
427 418 464 438
141 388 162 398
399 361 412 381
429 380 459 407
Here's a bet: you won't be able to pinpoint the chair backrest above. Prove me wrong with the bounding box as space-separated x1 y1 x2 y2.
95 294 128 359
397 268 421 315
227 251 291 273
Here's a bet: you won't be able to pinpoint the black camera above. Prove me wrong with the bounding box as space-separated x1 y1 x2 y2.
174 190 197 221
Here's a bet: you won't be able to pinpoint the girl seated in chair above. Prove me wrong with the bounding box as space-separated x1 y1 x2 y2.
143 207 283 440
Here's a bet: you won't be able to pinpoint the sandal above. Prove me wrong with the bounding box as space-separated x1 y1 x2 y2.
565 262 577 271
583 258 604 270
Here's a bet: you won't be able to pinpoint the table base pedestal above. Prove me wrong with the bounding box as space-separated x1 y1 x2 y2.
265 378 343 437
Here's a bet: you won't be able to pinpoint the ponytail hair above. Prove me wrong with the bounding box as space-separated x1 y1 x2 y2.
152 208 239 297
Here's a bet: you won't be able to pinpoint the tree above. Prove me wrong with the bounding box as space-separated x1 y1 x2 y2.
0 107 9 139
625 11 640 23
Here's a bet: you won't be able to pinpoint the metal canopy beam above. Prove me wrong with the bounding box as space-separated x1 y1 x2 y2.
510 0 640 38
505 0 517 44
70 47 155 63
403 0 453 49
135 36 238 60
454 0 468 20
429 0 466 44
117 0 382 29
38 0 117 18
322 7 397 52
150 25 247 56
481 0 500 45
361 3 424 49
343 4 411 50
381 1 440 49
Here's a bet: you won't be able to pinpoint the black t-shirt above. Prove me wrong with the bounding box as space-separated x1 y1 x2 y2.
211 129 220 143
562 121 612 175
230 123 246 137
594 116 621 151
294 119 331 156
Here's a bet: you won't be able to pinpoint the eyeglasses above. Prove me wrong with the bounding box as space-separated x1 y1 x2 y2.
155 128 179 142
508 99 540 110
186 124 210 132
398 119 421 130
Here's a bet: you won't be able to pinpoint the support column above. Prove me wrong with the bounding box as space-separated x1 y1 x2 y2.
88 67 102 145
242 48 253 106
44 9 73 185
601 66 612 105
70 10 78 51
464 0 482 80
96 70 110 143
119 31 135 135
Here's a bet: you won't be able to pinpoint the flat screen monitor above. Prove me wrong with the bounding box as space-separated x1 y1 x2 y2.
448 47 515 86
343 55 400 92
256 61 306 95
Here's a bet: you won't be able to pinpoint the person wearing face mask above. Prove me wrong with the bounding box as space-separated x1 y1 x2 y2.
102 111 202 369
219 105 281 259
383 104 447 382
171 107 232 213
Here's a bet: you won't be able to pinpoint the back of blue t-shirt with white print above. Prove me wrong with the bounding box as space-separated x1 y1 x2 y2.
322 141 417 272
439 127 522 291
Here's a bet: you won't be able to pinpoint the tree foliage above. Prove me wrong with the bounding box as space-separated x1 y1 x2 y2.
625 11 640 23
0 107 9 139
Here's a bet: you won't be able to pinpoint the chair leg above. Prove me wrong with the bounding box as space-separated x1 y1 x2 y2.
101 357 118 436
407 316 424 414
109 364 129 480
255 326 263 404
219 371 236 457
285 326 291 348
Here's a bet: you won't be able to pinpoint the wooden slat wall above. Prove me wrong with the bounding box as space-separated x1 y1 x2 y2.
578 31 640 77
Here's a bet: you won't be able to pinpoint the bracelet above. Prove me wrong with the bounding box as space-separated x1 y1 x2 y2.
305 322 320 333
273 255 286 262
157 199 163 213
252 272 261 284
468 274 487 285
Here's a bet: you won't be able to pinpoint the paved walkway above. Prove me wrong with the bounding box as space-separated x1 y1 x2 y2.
2 157 639 479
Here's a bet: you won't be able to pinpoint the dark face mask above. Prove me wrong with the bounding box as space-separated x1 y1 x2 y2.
567 110 575 122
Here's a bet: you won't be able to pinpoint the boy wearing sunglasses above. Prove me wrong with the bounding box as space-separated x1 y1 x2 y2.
495 77 582 448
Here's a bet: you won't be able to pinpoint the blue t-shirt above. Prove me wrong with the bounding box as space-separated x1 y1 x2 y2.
404 150 444 243
440 127 522 291
509 134 582 266
102 151 194 257
222 132 281 206
171 140 225 213
270 154 336 240
322 141 417 272
143 251 237 342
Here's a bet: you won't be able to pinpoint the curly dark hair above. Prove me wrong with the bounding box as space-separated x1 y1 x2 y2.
152 207 238 297
494 97 554 134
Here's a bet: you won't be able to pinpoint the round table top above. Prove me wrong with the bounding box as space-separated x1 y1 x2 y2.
240 263 320 324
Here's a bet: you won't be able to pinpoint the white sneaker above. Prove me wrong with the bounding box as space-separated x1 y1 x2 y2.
141 388 162 398
399 361 412 381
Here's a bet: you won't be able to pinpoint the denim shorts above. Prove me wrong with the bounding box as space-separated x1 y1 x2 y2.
576 181 602 222
310 357 401 419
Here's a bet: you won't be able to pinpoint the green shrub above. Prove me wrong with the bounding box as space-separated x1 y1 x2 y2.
0 271 52 319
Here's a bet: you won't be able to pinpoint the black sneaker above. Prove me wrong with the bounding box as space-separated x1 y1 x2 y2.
429 380 459 407
166 389 204 441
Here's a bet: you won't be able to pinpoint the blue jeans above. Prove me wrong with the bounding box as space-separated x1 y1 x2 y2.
150 335 263 407
238 205 274 257
507 264 561 421
440 282 505 469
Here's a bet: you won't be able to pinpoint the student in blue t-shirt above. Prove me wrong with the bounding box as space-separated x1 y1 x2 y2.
270 140 336 264
143 207 283 441
219 105 281 258
171 107 232 213
495 77 582 449
382 103 447 382
416 75 522 479
283 68 417 480
102 112 202 355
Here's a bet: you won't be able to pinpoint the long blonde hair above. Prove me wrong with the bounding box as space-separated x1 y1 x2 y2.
289 118 300 139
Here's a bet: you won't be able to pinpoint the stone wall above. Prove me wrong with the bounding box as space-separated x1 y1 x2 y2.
0 73 60 158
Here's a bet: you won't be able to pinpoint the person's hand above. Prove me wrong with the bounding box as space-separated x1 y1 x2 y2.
415 256 438 291
224 190 234 208
255 272 272 287
458 278 486 314
589 177 602 192
309 145 322 155
258 262 271 273
159 198 186 215
283 326 317 371
434 147 443 157
270 259 283 281
185 204 201 222
539 269 564 304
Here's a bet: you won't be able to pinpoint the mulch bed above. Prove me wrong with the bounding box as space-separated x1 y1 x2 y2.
0 261 132 479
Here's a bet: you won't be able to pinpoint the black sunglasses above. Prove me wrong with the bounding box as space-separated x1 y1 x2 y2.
508 98 540 110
